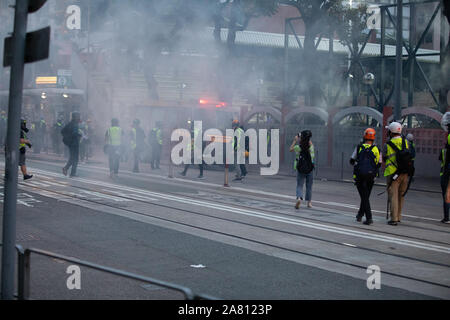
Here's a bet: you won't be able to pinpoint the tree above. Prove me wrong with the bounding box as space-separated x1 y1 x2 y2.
280 0 341 106
332 4 370 106
439 0 450 111
211 0 278 102
213 0 278 54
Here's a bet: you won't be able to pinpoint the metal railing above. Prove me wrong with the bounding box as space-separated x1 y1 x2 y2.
13 245 217 300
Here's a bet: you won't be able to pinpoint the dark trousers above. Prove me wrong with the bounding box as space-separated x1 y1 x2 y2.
109 146 121 174
182 162 204 176
440 174 450 220
64 144 79 176
356 175 375 221
133 148 142 171
151 144 161 169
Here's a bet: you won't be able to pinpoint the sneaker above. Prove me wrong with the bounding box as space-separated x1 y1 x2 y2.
233 176 242 181
441 219 450 224
387 220 398 226
69 174 79 178
197 175 204 179
363 219 373 225
356 215 363 222
295 199 301 209
307 201 312 208
23 174 33 180
179 171 186 176
62 167 68 176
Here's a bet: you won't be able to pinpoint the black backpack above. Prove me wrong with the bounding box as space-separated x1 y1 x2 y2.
354 145 378 178
387 137 414 176
296 146 314 174
61 124 72 146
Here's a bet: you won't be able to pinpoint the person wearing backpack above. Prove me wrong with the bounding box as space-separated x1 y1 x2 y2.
61 112 82 178
290 130 314 209
349 128 381 225
383 122 412 226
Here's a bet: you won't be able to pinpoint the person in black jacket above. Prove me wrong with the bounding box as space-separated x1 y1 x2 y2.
61 112 81 177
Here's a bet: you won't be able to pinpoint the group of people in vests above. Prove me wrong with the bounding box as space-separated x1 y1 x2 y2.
104 118 163 178
290 120 449 226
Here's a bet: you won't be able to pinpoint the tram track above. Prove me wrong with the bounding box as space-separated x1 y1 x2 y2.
12 174 450 290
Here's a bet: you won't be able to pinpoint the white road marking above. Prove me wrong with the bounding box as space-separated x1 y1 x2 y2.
22 167 450 254
50 161 440 221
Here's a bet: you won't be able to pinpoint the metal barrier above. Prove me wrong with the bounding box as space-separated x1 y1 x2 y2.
14 245 217 300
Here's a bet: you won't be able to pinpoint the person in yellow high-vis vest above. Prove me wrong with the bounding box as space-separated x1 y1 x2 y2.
19 119 33 180
382 122 409 226
439 127 450 224
105 118 123 178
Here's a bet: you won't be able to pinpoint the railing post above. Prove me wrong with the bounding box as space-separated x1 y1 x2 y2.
17 246 30 300
224 164 229 187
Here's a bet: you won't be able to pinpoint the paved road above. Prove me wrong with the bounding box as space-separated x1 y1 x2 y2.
0 157 449 299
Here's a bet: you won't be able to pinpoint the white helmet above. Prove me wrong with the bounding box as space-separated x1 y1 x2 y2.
385 122 402 134
406 133 414 141
441 112 450 131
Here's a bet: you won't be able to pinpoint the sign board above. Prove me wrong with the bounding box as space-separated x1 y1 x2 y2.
3 26 50 67
57 69 72 88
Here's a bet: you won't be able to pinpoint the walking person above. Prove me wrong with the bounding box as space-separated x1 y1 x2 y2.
150 121 162 170
61 112 82 178
382 122 413 226
52 115 64 155
349 128 381 225
131 119 146 172
439 114 450 224
232 120 247 181
105 118 123 178
180 121 204 179
19 119 33 180
290 130 314 209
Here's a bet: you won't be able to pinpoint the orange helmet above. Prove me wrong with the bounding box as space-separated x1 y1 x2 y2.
364 128 376 141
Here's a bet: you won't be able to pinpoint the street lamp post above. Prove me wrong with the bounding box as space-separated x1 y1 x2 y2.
363 72 375 107
394 0 403 121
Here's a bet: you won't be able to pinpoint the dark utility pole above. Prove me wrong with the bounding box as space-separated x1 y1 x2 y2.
1 0 49 300
1 0 29 300
394 0 403 121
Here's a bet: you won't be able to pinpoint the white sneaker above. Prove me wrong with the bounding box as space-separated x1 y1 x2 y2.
307 201 312 208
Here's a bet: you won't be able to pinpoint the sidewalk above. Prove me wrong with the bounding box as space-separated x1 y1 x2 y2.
23 149 441 194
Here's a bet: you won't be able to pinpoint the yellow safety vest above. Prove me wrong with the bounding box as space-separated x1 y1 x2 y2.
233 127 244 150
152 128 162 145
131 128 137 150
187 128 200 151
107 126 122 146
19 131 26 149
384 136 409 177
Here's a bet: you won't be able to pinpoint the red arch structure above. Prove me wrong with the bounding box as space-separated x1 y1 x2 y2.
285 107 329 124
243 106 282 125
387 106 443 124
